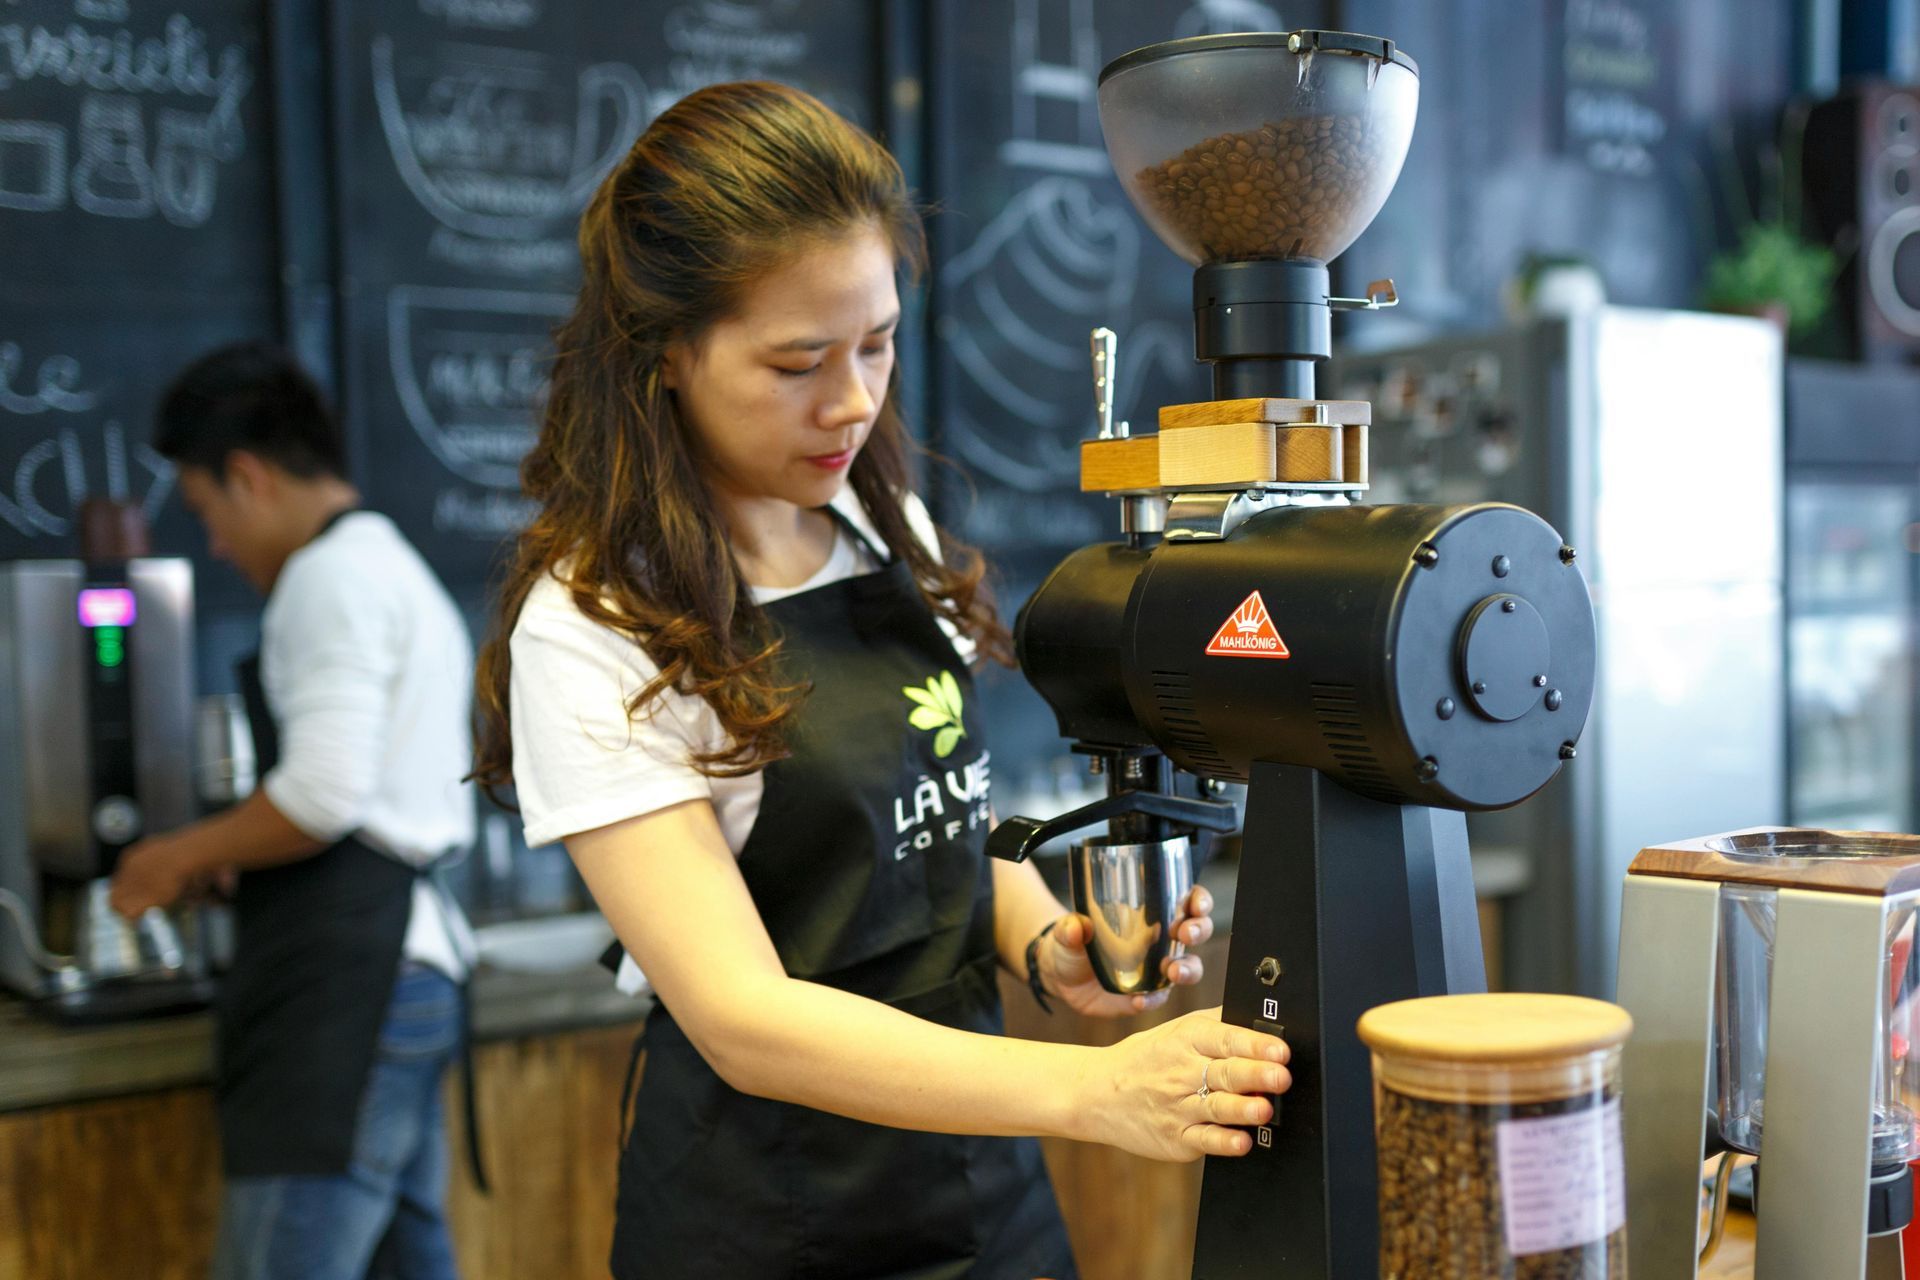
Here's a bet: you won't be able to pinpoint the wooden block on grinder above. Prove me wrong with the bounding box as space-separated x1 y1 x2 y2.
1274 424 1344 484
1160 397 1372 430
1080 435 1160 492
1159 422 1277 488
1342 422 1368 485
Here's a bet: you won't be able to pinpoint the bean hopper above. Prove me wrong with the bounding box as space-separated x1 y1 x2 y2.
1618 829 1920 1279
983 31 1600 1278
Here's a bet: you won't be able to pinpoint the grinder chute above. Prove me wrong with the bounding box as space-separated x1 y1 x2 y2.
987 31 1599 1278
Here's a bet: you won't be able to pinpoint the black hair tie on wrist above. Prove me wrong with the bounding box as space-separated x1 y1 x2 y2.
1026 918 1062 1015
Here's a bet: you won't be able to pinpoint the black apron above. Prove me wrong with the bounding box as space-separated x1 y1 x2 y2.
217 509 484 1186
609 512 1076 1280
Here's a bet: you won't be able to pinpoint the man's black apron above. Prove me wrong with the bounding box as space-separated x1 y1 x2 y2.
609 513 1075 1280
217 508 481 1184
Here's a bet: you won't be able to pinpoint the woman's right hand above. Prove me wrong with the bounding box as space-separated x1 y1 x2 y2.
1073 1007 1292 1163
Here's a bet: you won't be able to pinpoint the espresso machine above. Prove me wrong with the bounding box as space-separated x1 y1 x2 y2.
1618 829 1920 1279
0 554 218 1020
984 31 1599 1278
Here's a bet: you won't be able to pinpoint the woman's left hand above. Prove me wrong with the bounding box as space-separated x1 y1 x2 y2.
1040 885 1215 1018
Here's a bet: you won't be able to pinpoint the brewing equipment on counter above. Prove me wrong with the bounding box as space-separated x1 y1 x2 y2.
1618 829 1920 1280
985 30 1598 1277
0 557 218 1021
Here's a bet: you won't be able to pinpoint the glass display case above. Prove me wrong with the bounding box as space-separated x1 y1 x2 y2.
1786 483 1916 832
1784 360 1920 834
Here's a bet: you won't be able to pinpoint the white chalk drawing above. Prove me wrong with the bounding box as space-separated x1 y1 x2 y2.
74 1 131 23
0 12 253 109
372 36 645 241
941 3 1239 528
1172 0 1283 39
427 225 574 276
1002 0 1105 175
153 105 229 226
0 343 172 538
432 485 539 538
386 285 573 489
651 0 812 113
0 11 254 225
0 342 98 415
942 177 1144 489
0 422 173 539
419 0 543 33
0 119 65 211
71 93 151 217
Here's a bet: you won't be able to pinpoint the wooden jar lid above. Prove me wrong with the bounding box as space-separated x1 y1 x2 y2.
1358 994 1633 1104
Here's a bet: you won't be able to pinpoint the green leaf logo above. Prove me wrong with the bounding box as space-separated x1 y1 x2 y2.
903 671 967 759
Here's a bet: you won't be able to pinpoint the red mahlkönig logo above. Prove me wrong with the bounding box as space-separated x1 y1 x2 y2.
1205 591 1291 659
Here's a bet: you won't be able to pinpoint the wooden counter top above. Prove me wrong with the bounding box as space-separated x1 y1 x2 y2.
0 958 649 1114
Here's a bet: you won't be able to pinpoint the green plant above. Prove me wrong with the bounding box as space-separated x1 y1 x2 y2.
1692 109 1847 339
1700 220 1837 336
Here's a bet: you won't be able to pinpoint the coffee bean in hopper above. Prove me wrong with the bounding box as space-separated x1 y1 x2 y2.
1135 116 1390 262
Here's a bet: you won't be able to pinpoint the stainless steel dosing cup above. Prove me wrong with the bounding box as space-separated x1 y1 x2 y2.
1067 835 1192 995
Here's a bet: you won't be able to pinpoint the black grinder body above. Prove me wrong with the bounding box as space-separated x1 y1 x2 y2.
1014 499 1597 1277
1017 501 1596 812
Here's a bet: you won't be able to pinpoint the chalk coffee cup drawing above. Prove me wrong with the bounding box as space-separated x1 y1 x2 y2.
387 286 573 488
372 36 645 241
941 177 1142 489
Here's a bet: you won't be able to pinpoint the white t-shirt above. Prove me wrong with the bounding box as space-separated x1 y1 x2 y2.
508 490 973 992
260 511 477 980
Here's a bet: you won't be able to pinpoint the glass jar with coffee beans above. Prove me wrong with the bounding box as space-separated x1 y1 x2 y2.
1356 993 1634 1280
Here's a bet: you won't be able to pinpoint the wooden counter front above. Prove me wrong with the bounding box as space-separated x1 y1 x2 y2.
0 1021 637 1280
1 859 1516 1280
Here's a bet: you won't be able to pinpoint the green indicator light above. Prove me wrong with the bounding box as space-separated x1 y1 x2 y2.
96 626 125 669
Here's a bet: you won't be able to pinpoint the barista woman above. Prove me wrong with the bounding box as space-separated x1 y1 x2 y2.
473 81 1292 1279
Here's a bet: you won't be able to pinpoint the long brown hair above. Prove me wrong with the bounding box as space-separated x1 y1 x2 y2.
474 81 1011 800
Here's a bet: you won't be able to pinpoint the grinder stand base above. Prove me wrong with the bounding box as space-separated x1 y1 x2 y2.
1191 762 1485 1280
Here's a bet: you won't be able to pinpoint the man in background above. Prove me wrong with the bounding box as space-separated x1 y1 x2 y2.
111 342 477 1280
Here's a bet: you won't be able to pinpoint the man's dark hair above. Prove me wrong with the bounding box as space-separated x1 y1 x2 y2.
154 342 346 480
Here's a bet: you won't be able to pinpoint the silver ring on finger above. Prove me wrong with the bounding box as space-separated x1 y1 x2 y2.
1195 1060 1213 1100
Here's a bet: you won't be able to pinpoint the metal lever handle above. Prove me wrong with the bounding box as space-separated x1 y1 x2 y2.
1091 327 1125 439
987 788 1239 863
1328 278 1400 311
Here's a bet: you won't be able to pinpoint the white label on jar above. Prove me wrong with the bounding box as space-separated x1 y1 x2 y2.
1494 1097 1625 1256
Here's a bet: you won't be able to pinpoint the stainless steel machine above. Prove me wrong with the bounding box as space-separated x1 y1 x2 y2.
1326 309 1788 996
986 31 1600 1277
1618 828 1920 1280
0 557 217 1020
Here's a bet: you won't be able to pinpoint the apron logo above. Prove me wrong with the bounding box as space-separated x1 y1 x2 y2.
1206 590 1291 659
903 671 968 759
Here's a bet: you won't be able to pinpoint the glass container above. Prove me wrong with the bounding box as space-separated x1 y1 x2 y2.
1096 30 1419 266
1358 992 1633 1279
1711 829 1920 1164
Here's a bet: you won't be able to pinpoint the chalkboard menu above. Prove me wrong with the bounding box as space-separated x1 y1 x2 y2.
0 0 278 567
1554 0 1673 177
329 0 880 587
1339 0 1792 335
926 0 1342 568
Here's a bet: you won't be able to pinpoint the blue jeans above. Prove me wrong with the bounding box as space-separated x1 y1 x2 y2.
211 964 464 1280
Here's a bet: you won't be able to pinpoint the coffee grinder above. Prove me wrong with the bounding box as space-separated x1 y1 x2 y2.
1618 829 1920 1280
984 32 1599 1278
0 532 217 1021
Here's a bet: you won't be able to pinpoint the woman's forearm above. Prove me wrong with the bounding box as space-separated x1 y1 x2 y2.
694 972 1098 1141
991 855 1070 975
